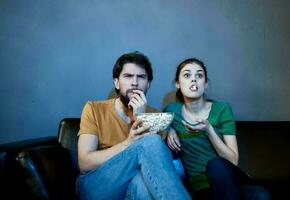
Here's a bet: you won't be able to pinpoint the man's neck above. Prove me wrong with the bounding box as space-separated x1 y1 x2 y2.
114 98 134 123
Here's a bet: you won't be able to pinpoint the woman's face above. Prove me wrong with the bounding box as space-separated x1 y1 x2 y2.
176 62 207 101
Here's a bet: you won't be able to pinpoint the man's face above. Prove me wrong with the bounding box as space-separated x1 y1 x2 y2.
114 63 150 107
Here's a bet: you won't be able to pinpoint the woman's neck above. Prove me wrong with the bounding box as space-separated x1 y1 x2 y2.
183 96 207 114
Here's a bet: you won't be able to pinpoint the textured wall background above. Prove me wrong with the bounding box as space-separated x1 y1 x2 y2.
1 0 290 143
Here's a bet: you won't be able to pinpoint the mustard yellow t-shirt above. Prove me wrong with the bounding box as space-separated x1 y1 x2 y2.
78 99 157 149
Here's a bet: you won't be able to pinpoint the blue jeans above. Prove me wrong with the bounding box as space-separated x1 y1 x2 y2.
124 172 153 200
204 157 271 200
77 134 191 200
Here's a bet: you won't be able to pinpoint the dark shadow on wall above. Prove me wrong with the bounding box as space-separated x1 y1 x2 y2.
161 90 176 110
107 88 118 99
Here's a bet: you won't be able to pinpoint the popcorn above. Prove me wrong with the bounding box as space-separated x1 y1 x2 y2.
136 112 174 132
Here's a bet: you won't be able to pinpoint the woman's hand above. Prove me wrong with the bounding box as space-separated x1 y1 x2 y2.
183 119 213 134
166 128 181 153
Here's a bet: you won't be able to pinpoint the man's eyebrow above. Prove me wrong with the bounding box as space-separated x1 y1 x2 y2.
122 73 147 76
122 73 133 75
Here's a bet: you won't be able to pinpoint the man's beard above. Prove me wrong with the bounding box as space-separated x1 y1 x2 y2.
119 88 144 108
119 92 130 108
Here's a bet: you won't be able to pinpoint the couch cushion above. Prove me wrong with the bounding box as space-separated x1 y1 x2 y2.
16 145 78 200
237 121 290 181
0 137 58 199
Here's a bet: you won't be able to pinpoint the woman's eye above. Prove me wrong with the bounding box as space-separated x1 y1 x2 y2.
196 74 203 78
184 73 190 78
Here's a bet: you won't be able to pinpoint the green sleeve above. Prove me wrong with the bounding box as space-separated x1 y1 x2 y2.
219 103 236 135
163 103 175 132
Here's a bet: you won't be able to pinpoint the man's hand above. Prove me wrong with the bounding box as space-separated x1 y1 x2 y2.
126 120 151 145
128 89 147 115
166 128 181 153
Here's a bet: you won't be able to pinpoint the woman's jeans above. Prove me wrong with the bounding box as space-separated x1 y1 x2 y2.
76 134 191 200
203 157 271 200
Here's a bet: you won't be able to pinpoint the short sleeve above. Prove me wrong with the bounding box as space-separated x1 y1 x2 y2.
219 103 236 135
78 102 99 136
163 102 175 113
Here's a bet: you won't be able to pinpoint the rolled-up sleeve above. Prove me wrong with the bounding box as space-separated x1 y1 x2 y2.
78 102 99 136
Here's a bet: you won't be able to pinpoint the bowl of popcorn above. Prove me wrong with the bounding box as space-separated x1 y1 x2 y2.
135 112 174 133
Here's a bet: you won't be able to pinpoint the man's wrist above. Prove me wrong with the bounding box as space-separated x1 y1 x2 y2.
123 139 131 147
134 106 146 115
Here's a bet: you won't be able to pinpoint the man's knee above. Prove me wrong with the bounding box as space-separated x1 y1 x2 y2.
134 134 173 162
125 173 153 200
126 173 144 194
140 134 164 148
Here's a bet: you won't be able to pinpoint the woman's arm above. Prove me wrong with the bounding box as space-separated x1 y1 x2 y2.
184 121 239 165
207 126 239 165
166 127 181 153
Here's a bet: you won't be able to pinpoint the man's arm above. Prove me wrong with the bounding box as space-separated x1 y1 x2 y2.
78 134 130 173
78 120 150 173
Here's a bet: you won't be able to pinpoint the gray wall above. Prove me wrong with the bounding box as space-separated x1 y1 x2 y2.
1 0 290 144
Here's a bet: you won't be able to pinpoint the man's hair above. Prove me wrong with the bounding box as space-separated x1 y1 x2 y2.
113 51 153 94
113 51 153 80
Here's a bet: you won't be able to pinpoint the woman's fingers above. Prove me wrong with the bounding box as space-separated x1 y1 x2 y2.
184 123 197 131
183 120 203 133
167 134 181 152
172 134 181 151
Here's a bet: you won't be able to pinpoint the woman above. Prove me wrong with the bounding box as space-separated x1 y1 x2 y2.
164 58 270 200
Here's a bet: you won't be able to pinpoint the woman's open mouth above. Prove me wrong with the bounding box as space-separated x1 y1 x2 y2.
189 85 198 91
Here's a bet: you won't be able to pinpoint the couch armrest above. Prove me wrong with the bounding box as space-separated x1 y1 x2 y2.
0 137 59 199
0 136 58 150
16 145 78 200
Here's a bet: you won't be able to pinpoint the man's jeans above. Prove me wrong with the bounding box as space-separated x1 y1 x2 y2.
77 134 191 200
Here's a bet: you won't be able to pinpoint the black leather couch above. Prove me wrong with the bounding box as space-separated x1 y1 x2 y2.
0 118 80 200
0 118 289 199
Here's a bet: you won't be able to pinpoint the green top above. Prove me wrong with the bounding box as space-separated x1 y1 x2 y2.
164 100 236 194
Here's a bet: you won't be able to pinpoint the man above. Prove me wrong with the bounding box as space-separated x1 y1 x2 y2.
77 51 190 200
